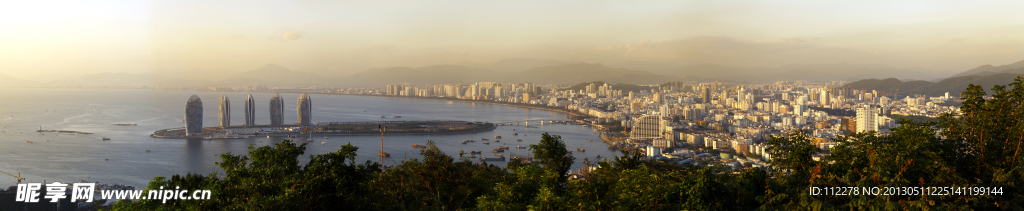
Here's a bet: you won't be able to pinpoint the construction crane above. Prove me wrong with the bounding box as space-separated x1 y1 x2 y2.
0 169 25 184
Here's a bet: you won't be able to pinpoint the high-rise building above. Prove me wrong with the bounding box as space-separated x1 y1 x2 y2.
631 115 665 140
737 87 746 102
297 93 311 125
820 90 830 105
701 88 711 104
218 94 230 127
856 105 879 133
269 93 284 126
244 94 256 126
185 95 203 136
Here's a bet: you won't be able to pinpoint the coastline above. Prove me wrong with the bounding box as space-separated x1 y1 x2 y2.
320 93 591 118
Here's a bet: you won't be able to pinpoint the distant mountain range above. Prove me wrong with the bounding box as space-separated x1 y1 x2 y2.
5 58 1022 88
948 59 1024 78
846 59 1024 97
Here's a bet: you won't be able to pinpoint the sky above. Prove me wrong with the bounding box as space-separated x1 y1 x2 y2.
1 0 1022 80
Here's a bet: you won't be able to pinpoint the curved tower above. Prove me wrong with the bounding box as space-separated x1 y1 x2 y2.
269 93 284 126
244 94 255 126
297 93 311 125
185 95 203 136
218 94 230 127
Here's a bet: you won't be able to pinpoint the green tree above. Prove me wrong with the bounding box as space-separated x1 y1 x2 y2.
530 133 576 183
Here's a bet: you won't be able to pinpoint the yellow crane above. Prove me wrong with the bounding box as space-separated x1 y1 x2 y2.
0 170 25 184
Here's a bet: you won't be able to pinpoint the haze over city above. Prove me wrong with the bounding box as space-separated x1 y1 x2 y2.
1 0 1022 85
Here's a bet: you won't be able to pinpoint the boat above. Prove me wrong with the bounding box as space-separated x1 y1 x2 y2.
495 136 502 139
495 139 500 142
492 149 504 153
483 142 490 145
145 150 150 152
577 148 586 152
481 138 489 140
267 136 271 138
412 144 427 148
479 156 505 161
513 133 518 136
393 116 401 118
517 146 526 149
518 139 522 142
321 142 326 145
379 152 391 157
470 151 482 154
102 137 110 140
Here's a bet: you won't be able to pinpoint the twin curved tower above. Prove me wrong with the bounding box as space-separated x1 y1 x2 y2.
185 93 312 135
185 95 203 136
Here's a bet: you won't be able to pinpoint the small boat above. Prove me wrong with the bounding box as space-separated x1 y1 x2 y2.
513 133 518 136
267 136 271 138
321 142 326 145
481 138 489 140
483 142 490 145
480 156 505 161
379 152 391 157
145 150 150 152
470 151 482 154
492 149 504 153
517 146 526 149
495 136 502 139
393 116 401 118
102 137 110 140
495 140 500 142
105 158 109 161
518 139 522 142
577 148 586 152
412 144 427 148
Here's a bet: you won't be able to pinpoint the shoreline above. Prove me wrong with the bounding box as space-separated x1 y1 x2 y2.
320 93 591 118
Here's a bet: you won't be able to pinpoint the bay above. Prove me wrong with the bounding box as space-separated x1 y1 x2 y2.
0 88 616 188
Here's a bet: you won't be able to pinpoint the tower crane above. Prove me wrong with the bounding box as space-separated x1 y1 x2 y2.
0 170 24 184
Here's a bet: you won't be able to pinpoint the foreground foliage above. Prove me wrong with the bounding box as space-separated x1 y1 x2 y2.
117 77 1024 210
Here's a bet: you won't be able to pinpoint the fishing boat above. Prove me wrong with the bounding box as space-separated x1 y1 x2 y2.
517 139 522 142
470 151 482 154
577 148 586 152
492 149 504 153
479 156 505 161
517 146 526 149
412 144 427 148
145 150 150 152
379 152 391 157
483 142 490 145
102 137 110 140
481 138 489 140
494 136 502 139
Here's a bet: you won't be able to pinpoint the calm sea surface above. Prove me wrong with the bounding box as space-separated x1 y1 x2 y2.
0 88 615 188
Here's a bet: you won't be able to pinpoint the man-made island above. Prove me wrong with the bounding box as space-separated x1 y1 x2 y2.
152 120 495 139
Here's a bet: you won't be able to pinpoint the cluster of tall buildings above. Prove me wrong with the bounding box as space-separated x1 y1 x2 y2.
384 82 541 103
184 93 314 136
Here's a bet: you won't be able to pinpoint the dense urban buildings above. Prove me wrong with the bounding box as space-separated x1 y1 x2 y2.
184 95 203 136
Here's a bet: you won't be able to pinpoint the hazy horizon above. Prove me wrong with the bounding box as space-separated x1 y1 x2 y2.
2 0 1023 82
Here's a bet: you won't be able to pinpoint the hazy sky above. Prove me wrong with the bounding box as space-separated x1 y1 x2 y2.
1 0 1022 80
